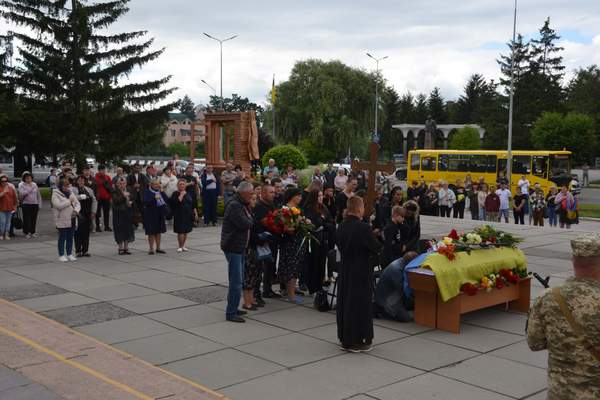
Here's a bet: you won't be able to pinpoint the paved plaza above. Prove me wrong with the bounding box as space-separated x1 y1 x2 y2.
1 214 598 400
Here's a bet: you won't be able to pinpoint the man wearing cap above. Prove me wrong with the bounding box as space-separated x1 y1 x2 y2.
527 233 600 399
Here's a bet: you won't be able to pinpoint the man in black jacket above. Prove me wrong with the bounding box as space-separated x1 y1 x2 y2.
253 184 281 301
220 181 255 323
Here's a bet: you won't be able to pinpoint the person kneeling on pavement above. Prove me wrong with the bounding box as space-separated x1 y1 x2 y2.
374 252 419 322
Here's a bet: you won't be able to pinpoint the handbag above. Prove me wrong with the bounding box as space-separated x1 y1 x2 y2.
256 243 273 261
313 290 331 312
11 208 23 230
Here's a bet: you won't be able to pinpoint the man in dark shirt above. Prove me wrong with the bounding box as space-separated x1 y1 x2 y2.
335 177 357 223
382 206 407 267
323 162 336 188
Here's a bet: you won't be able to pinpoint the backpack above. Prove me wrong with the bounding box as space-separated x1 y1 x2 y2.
313 290 331 312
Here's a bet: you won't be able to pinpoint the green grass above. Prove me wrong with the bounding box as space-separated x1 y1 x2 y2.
40 187 52 201
579 203 600 219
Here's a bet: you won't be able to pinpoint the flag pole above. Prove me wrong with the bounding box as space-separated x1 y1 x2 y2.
272 74 276 143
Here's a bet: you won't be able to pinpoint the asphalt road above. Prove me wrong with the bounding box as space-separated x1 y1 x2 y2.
578 187 600 204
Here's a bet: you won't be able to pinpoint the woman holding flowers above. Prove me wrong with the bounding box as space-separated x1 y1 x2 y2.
278 188 308 303
452 179 466 219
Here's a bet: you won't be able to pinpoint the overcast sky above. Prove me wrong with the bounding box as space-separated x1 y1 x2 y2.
4 0 600 108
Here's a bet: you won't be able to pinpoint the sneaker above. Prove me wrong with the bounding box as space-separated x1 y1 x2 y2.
177 248 183 253
358 344 373 353
340 345 362 353
25 234 31 239
182 247 189 252
58 256 68 262
67 255 77 262
31 233 39 238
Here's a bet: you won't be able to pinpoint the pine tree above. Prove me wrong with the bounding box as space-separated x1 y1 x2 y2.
1 0 176 169
380 86 400 159
427 87 446 123
397 92 414 123
530 18 565 82
497 33 530 89
179 95 196 121
456 74 486 123
413 93 429 123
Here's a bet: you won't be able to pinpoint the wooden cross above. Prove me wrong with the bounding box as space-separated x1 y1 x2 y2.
351 142 395 217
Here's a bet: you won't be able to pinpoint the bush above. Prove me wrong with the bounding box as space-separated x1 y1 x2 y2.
298 138 336 165
167 142 190 157
262 144 307 170
449 126 481 150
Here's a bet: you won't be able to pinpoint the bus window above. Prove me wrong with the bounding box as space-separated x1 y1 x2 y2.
512 156 531 175
532 156 548 178
410 154 420 171
438 154 448 171
550 154 570 178
470 155 497 173
448 154 470 172
421 157 436 171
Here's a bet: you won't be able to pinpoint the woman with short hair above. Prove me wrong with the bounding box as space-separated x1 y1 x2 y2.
0 174 18 241
171 179 194 252
18 171 42 238
112 178 135 255
143 178 168 254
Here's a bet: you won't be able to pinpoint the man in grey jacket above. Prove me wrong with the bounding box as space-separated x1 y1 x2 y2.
220 181 255 323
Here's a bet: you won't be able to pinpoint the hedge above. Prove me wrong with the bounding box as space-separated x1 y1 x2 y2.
262 144 308 171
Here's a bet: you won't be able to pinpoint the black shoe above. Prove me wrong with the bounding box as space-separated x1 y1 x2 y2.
96 228 103 233
82 253 91 257
263 291 282 299
156 249 166 254
242 304 258 311
105 227 113 232
148 250 155 255
299 284 308 292
123 250 131 255
226 315 245 323
237 310 248 315
255 298 266 307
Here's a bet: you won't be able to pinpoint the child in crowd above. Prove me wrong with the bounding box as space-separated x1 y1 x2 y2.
484 186 500 222
382 205 407 267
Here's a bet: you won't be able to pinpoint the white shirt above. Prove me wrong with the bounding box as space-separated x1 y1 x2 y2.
205 173 217 190
160 174 178 197
517 179 530 195
496 189 511 210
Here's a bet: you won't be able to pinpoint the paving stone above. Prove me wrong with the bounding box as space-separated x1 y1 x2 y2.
110 293 196 314
524 390 548 399
74 284 160 301
146 305 225 329
0 383 63 400
462 308 528 335
15 293 98 312
0 271 37 288
10 265 123 291
301 322 407 345
371 336 479 371
0 283 68 301
114 330 225 365
76 315 175 344
222 353 420 400
168 285 229 304
369 373 513 400
237 333 340 367
164 348 284 390
113 270 211 292
417 324 523 353
0 365 29 391
373 318 434 335
187 319 290 347
489 340 548 369
248 305 336 331
40 302 135 327
436 355 547 399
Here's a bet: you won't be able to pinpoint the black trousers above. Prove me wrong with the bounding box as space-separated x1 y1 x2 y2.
21 204 39 235
202 190 218 224
307 245 327 294
96 199 111 229
514 211 525 225
261 243 278 296
439 205 451 217
75 219 91 254
453 204 465 219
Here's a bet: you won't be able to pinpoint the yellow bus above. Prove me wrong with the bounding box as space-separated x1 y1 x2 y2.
407 149 572 193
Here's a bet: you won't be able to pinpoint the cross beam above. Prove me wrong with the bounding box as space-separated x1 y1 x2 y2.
351 143 395 217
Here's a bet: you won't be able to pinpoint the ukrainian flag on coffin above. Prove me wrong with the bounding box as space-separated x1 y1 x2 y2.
403 248 527 302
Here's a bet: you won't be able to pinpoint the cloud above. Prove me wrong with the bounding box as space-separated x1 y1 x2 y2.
2 0 600 107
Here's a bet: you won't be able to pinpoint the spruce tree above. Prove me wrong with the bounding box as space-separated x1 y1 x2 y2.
427 87 447 124
1 0 176 169
497 33 530 89
397 92 414 123
179 95 196 121
413 93 429 124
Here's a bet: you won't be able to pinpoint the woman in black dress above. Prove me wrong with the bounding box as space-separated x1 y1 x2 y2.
242 192 261 310
143 178 168 254
112 178 135 255
279 188 306 303
171 180 193 252
303 189 334 295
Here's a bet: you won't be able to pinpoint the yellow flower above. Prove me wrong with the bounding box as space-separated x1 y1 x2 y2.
291 207 301 216
481 277 490 287
442 237 453 245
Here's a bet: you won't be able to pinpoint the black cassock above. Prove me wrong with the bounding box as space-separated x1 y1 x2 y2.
336 215 382 346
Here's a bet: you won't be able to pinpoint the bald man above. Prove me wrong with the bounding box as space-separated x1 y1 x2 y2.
336 196 382 353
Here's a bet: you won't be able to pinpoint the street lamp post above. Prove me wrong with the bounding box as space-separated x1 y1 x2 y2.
203 33 238 110
201 79 217 96
506 0 518 189
366 53 388 142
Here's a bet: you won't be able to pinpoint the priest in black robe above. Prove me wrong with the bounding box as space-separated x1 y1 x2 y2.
336 196 382 352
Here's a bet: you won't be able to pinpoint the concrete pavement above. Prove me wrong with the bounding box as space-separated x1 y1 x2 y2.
1 213 599 399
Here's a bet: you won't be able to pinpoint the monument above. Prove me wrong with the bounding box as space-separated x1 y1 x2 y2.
201 110 260 172
424 116 437 150
351 142 395 217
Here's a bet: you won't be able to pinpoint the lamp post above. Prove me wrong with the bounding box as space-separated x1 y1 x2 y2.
366 53 388 142
203 33 238 110
506 0 518 189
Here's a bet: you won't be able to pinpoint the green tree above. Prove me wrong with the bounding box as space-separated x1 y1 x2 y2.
1 0 176 172
427 87 447 123
449 126 481 150
413 93 429 123
262 144 307 170
531 112 596 163
272 59 382 158
179 95 196 121
379 87 401 159
167 142 190 158
397 92 415 123
297 137 335 165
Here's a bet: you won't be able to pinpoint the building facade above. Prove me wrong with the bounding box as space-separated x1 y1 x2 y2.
163 107 206 147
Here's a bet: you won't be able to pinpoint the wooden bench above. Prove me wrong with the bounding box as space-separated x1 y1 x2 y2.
408 269 531 333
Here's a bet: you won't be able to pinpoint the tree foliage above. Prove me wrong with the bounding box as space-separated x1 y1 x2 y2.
166 142 189 158
262 144 307 171
449 126 481 150
179 95 196 121
0 0 176 172
532 112 596 163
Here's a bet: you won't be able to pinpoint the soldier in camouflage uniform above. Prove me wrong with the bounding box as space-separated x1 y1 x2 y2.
527 233 600 400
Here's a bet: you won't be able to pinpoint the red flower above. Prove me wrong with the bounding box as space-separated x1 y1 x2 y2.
495 279 504 289
508 274 519 284
448 229 460 240
461 282 478 296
